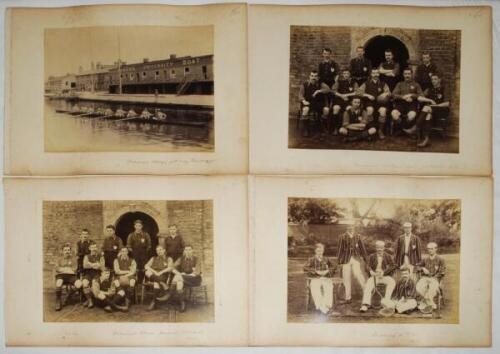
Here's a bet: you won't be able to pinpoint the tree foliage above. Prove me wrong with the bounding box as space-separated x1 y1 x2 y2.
288 198 345 225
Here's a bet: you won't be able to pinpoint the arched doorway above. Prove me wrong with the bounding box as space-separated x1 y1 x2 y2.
364 35 410 70
115 211 160 258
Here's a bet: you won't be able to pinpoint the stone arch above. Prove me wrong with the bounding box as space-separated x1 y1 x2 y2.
114 211 160 254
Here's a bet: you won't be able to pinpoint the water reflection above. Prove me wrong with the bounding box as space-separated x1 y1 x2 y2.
44 99 214 152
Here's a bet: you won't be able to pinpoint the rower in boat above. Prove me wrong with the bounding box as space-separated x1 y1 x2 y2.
96 107 105 116
127 109 138 118
80 106 89 113
86 107 95 115
104 108 114 116
71 104 80 113
140 108 153 120
154 109 167 121
115 108 126 118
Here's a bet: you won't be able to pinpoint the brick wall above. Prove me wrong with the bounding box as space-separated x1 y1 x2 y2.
289 26 460 136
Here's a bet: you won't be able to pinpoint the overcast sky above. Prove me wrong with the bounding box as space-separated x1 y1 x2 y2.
44 25 213 79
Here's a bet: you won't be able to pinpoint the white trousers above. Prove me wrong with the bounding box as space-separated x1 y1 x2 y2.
342 257 366 300
416 276 440 302
310 277 333 313
361 275 396 306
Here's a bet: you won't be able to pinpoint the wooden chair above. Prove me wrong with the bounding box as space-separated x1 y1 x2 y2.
186 284 209 305
305 276 344 312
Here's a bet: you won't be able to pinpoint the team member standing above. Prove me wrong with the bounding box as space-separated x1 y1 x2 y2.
394 222 422 274
102 225 123 272
359 241 396 312
127 219 152 283
416 242 446 311
144 245 175 310
416 74 450 147
357 69 391 139
76 229 92 276
415 52 438 92
337 220 368 304
54 243 82 311
303 243 335 315
391 69 423 134
349 46 372 86
298 70 329 137
113 246 138 301
81 241 104 308
318 47 340 89
172 245 203 312
331 69 358 134
164 224 186 262
378 49 400 92
338 96 377 142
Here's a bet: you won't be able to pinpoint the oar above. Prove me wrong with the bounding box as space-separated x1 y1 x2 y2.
112 116 139 122
93 114 115 120
74 112 94 117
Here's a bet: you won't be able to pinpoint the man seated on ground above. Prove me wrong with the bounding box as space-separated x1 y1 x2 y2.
416 74 450 147
144 245 175 311
298 70 330 138
92 268 129 313
113 246 137 302
391 266 418 314
172 245 203 313
81 241 105 309
330 69 358 135
339 96 377 142
54 243 82 311
391 68 423 135
357 69 391 139
360 241 396 313
303 243 335 315
416 242 446 311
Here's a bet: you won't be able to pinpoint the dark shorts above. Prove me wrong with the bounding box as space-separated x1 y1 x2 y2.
332 96 351 111
393 99 418 114
146 272 173 284
182 274 202 287
429 106 450 121
55 273 78 285
103 251 119 270
82 269 101 282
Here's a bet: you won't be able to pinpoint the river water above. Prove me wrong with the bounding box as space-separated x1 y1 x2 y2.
44 99 214 152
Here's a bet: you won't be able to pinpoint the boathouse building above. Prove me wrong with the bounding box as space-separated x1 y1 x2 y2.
45 74 77 94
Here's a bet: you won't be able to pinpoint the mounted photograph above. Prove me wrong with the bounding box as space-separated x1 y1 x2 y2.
44 26 214 152
43 200 214 323
289 25 461 153
287 197 460 323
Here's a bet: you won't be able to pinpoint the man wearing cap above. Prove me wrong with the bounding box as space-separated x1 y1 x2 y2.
54 243 82 311
92 268 129 313
304 243 335 314
360 240 396 312
164 224 185 262
102 225 123 272
416 242 446 310
394 222 422 274
127 219 152 283
337 220 368 304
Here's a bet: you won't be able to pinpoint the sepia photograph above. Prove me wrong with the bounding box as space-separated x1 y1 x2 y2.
287 197 460 323
288 25 461 153
43 200 214 323
44 26 214 152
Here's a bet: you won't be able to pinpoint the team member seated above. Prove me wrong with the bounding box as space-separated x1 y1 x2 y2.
113 246 137 300
303 243 335 314
298 70 330 137
81 241 105 308
92 268 129 313
339 96 377 142
360 241 396 312
331 69 358 134
416 74 450 147
391 266 418 314
144 245 175 310
172 245 203 312
54 243 82 311
416 242 446 311
391 69 423 135
357 69 391 139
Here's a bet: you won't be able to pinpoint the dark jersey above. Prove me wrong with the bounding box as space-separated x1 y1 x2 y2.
363 79 386 97
318 60 340 87
301 81 321 102
415 63 438 91
425 85 446 104
349 57 372 79
336 78 357 94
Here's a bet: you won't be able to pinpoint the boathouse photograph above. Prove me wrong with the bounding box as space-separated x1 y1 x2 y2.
44 26 214 152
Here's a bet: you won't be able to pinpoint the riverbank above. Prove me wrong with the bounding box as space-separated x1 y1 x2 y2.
76 91 214 109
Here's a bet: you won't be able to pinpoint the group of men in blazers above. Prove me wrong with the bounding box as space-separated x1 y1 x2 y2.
304 220 446 316
298 47 450 147
52 220 203 314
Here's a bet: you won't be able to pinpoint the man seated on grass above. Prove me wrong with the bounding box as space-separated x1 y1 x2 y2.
360 240 396 313
391 266 418 314
92 268 129 313
416 242 446 311
54 243 82 311
303 243 335 315
144 245 175 311
339 96 377 142
172 245 203 313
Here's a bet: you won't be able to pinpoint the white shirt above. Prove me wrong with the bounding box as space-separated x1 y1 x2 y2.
404 234 411 254
376 255 383 272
